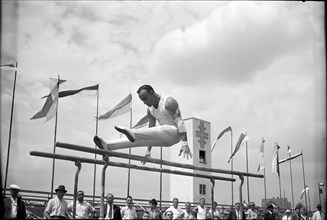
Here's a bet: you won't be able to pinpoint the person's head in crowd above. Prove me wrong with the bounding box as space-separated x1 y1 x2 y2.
106 193 114 205
149 198 157 209
9 184 20 199
142 210 150 219
126 195 133 208
185 202 192 212
295 206 301 216
212 201 218 210
165 210 173 220
55 185 67 200
267 204 274 212
172 198 179 209
199 198 205 208
77 190 85 203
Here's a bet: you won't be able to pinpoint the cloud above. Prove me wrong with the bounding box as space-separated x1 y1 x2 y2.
150 2 315 86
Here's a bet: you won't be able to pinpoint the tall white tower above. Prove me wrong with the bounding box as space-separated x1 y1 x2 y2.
170 117 211 203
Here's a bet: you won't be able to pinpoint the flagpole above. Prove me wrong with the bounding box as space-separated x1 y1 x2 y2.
301 151 308 211
318 183 322 206
127 103 132 196
160 146 163 209
3 61 18 196
245 133 250 203
263 138 267 199
50 75 60 197
276 143 282 199
93 86 99 203
307 187 311 212
288 147 295 209
231 129 234 206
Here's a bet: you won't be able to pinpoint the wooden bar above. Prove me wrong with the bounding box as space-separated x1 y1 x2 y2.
56 142 264 178
30 151 236 182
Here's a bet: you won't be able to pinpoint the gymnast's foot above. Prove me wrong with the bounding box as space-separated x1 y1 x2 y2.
93 136 107 150
114 126 136 142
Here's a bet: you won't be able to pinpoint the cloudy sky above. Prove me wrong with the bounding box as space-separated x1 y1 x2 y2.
1 1 325 210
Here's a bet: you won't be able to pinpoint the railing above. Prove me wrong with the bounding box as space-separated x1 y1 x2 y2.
28 141 263 219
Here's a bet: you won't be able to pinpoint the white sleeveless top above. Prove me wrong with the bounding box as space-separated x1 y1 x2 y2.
149 95 176 126
197 206 207 220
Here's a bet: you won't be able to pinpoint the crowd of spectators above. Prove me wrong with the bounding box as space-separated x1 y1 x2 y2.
2 183 325 220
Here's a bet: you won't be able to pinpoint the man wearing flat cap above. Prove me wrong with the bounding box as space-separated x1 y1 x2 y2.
3 184 26 219
312 204 324 220
44 185 69 219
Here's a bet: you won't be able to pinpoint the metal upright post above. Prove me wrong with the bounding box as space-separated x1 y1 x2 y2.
263 138 267 199
231 129 234 206
288 151 295 209
301 152 308 210
93 86 99 203
73 161 82 219
210 179 215 220
318 182 322 206
50 75 60 197
160 146 163 209
100 156 109 218
245 134 250 203
3 61 18 196
127 106 132 196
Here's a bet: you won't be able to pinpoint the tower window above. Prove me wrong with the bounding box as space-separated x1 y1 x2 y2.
199 150 206 163
199 184 206 195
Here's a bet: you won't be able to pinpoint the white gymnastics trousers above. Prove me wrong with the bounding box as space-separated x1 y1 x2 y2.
105 125 184 150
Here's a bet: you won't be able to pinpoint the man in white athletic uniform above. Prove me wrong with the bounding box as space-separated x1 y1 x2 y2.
93 84 192 161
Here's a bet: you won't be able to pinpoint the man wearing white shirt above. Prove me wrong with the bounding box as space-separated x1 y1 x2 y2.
282 210 292 220
121 196 138 219
3 184 26 219
67 190 95 219
182 202 196 219
193 198 208 220
312 204 324 220
165 198 184 219
44 185 69 219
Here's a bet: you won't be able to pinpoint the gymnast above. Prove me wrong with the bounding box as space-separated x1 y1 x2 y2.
94 84 192 164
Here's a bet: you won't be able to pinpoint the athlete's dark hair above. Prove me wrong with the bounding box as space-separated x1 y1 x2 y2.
137 85 155 94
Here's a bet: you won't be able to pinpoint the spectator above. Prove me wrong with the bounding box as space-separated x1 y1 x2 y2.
312 204 324 220
207 201 221 220
3 184 26 219
246 202 258 220
301 207 309 220
147 199 161 219
226 202 246 220
292 206 302 220
121 195 137 219
282 210 292 220
165 198 184 219
44 185 69 219
263 204 275 220
182 202 196 219
103 193 122 220
142 210 150 219
193 198 208 219
163 210 174 220
67 190 95 219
